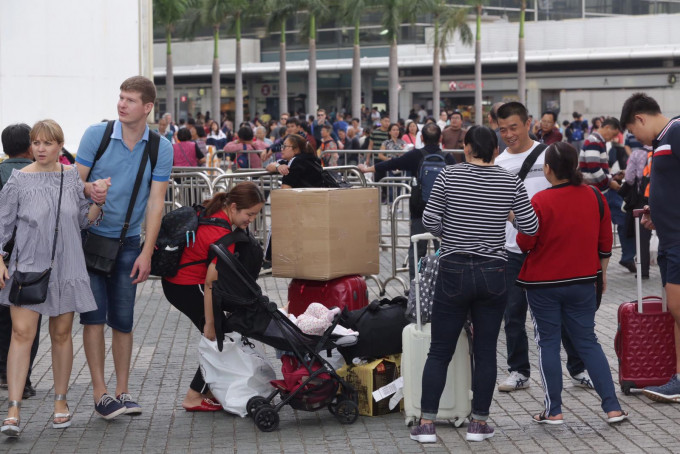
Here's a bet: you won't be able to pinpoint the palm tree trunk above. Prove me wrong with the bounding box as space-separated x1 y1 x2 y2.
166 29 175 119
308 14 317 116
432 19 440 121
279 21 288 116
351 19 361 121
212 26 221 125
474 6 483 125
235 15 243 126
388 37 398 122
518 0 526 105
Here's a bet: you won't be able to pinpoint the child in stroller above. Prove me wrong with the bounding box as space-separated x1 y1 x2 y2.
209 243 359 432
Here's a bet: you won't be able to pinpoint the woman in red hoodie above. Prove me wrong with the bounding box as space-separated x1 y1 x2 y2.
516 142 628 425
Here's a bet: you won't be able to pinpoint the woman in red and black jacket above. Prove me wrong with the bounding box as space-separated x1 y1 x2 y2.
516 142 628 425
161 182 265 412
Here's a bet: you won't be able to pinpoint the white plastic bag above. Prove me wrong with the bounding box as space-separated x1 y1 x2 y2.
650 231 659 266
198 335 276 417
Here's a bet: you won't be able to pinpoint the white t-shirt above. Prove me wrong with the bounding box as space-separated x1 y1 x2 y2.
495 141 551 254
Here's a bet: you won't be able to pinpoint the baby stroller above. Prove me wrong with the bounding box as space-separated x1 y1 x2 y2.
209 244 359 432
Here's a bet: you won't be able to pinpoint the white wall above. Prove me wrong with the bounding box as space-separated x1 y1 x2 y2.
0 0 144 153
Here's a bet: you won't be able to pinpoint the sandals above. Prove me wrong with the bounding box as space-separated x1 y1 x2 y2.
53 394 72 429
1 400 21 437
532 411 564 425
607 410 629 424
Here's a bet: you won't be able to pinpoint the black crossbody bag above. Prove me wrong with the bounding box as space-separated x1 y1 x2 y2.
9 165 64 305
83 138 153 274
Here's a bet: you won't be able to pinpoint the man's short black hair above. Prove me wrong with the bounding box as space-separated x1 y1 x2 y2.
196 126 206 138
1 123 31 157
602 117 622 132
287 117 300 127
238 125 254 141
381 113 390 120
450 110 463 120
620 92 662 127
497 102 529 124
572 112 581 119
321 124 332 132
542 111 557 123
421 123 441 145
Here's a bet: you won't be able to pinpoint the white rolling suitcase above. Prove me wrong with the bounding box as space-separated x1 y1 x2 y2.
402 233 472 427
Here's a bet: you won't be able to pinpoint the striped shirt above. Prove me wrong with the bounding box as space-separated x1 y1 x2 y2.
422 163 538 261
578 131 611 192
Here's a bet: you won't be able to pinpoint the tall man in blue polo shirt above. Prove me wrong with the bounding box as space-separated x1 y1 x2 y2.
76 76 173 420
621 93 680 403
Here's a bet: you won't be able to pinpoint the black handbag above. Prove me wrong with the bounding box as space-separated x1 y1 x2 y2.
9 165 64 305
83 140 151 274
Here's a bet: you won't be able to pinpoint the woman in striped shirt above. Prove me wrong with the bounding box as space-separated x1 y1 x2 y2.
410 126 538 444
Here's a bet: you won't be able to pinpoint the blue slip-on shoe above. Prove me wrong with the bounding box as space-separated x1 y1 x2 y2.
95 393 127 420
410 422 437 443
642 374 680 403
117 393 142 415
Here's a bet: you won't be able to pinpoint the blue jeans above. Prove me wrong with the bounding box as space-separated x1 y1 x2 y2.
527 283 621 416
503 251 585 377
80 235 140 333
605 190 635 263
421 254 506 421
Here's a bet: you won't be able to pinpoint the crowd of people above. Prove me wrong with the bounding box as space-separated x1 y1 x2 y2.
0 80 678 447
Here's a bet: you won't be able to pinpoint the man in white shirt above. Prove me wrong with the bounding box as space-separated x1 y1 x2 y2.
495 102 593 393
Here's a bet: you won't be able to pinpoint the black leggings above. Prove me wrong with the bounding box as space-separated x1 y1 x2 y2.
161 280 208 394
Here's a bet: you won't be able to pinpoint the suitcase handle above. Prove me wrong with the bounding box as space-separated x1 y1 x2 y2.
634 216 666 312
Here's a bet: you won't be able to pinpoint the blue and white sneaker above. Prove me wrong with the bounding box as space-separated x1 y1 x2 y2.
95 393 127 420
117 393 142 415
571 371 594 389
642 374 680 403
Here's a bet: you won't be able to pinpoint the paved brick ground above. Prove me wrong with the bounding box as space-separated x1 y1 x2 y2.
1 237 679 453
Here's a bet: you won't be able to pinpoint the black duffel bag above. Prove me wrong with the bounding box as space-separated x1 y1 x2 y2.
338 296 409 363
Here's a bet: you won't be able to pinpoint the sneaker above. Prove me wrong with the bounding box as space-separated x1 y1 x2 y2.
642 374 680 403
466 421 494 442
117 393 142 415
94 393 127 420
571 371 594 389
22 384 36 399
498 371 529 392
409 422 437 443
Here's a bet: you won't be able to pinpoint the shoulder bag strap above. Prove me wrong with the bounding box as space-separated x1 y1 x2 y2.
517 143 548 181
589 185 604 220
119 140 151 242
86 120 115 181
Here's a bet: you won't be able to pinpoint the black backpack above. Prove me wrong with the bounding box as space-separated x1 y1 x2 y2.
150 205 263 280
409 150 448 218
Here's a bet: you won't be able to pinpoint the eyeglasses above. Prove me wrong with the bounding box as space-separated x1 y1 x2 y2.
282 144 294 149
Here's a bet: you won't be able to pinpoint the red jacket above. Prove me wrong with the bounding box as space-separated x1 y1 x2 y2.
516 183 612 288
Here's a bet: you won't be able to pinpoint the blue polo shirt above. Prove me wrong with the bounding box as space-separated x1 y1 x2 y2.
76 121 172 238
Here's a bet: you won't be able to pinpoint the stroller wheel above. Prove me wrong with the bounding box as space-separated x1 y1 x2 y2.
253 405 280 432
334 399 359 425
247 396 268 418
328 399 338 416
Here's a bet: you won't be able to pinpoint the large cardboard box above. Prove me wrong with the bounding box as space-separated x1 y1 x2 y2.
337 355 403 416
271 187 380 281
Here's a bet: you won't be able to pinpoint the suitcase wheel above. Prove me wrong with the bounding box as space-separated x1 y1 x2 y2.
620 381 635 396
247 395 269 418
405 416 418 427
334 399 359 425
253 405 280 432
452 418 465 428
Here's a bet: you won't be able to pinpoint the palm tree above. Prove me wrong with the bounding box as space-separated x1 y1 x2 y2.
299 0 329 116
469 0 485 125
429 1 472 120
342 0 372 121
266 0 299 117
380 0 415 121
192 0 249 127
518 0 527 105
153 0 190 120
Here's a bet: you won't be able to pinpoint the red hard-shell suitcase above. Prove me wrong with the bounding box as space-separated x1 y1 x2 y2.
614 209 676 395
288 275 369 316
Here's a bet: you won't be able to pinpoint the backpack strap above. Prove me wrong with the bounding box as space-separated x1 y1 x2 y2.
86 120 115 181
179 230 250 269
86 120 159 183
589 185 604 220
517 143 548 181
